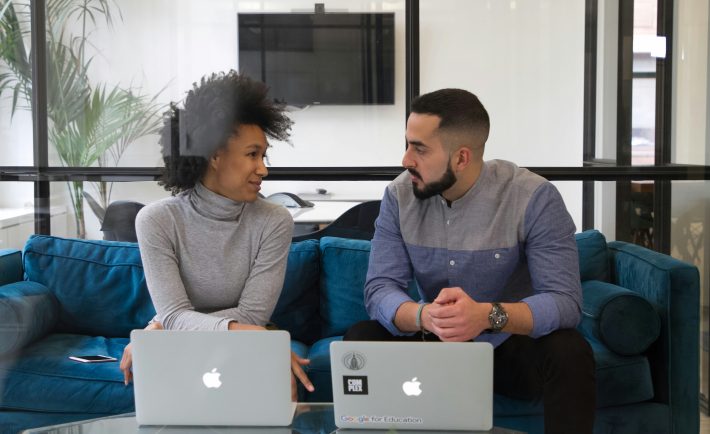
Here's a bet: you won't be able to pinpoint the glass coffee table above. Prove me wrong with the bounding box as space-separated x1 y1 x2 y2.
22 403 524 433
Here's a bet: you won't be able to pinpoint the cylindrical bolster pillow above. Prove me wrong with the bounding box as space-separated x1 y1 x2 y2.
0 281 58 356
579 280 661 356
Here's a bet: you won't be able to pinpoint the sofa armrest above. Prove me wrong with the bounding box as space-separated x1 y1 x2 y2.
0 249 23 287
608 240 699 434
578 280 660 356
0 281 59 357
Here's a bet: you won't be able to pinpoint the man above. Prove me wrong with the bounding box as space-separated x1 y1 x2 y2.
344 89 595 434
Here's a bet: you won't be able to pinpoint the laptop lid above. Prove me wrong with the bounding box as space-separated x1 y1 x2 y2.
131 330 296 427
330 341 493 431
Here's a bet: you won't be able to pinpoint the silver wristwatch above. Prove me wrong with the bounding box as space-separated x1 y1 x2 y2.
488 302 508 333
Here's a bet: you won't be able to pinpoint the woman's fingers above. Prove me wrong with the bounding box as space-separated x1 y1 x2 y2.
291 352 314 392
291 373 298 401
120 344 133 385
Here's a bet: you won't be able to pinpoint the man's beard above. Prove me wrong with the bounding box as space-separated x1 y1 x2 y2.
409 163 457 200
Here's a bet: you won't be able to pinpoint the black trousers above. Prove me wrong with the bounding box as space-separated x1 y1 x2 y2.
343 321 596 434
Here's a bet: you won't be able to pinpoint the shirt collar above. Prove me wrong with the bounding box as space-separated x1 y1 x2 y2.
445 161 489 210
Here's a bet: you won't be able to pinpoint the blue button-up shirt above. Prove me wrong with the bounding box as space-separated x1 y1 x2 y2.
364 160 582 346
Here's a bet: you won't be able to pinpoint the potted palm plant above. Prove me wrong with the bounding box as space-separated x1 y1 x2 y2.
0 0 163 238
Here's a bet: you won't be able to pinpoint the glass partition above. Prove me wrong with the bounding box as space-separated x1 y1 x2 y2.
28 0 408 171
671 181 710 407
594 178 709 407
28 0 407 234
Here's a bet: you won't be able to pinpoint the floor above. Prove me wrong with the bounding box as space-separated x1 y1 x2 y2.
702 410 710 433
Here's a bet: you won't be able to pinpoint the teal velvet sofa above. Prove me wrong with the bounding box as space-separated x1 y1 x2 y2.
0 230 699 434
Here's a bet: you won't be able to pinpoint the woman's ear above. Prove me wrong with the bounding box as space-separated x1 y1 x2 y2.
209 149 223 170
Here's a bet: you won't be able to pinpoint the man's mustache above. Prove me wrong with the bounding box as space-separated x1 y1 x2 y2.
407 168 422 179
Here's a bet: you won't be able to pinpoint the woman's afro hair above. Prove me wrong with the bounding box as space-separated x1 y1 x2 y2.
158 71 292 194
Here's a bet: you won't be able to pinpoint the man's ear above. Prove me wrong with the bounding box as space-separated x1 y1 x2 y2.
453 146 471 171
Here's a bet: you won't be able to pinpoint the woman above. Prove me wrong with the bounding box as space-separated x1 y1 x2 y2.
119 71 313 399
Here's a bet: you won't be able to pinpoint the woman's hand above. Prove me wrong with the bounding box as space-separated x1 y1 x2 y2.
290 351 314 401
120 321 163 385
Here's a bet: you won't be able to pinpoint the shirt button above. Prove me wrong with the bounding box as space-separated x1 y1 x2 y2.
494 253 501 259
449 260 455 266
446 220 450 225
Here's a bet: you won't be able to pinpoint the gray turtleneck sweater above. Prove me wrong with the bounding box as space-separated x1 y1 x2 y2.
135 182 294 331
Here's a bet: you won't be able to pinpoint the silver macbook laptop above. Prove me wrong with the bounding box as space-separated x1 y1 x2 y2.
131 330 296 427
330 341 493 431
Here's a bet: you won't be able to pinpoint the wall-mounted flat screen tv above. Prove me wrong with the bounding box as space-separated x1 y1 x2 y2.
238 13 395 106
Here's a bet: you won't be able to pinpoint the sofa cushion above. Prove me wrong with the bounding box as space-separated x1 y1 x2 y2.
270 239 321 344
306 336 343 402
580 280 661 356
0 249 22 287
22 235 156 338
0 282 58 357
593 403 671 434
0 334 133 414
574 230 609 282
493 394 544 417
492 338 654 416
319 237 371 338
590 338 655 407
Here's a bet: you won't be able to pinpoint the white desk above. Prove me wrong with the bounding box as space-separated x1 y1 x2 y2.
287 201 359 224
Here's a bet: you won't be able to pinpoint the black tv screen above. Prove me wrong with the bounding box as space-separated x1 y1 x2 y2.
238 13 395 106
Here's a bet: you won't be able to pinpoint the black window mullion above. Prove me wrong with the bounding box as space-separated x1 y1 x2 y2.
655 0 673 167
616 0 634 166
653 0 674 255
582 0 598 231
615 0 634 244
30 0 50 234
405 0 419 124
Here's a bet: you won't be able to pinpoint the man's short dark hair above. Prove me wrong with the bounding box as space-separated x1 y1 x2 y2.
159 70 293 194
410 88 490 151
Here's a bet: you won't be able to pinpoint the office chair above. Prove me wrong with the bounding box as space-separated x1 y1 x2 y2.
264 192 317 236
292 200 381 242
100 200 145 242
265 192 315 208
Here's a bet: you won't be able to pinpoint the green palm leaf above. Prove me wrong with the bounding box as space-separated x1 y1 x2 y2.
0 1 32 115
1 0 165 238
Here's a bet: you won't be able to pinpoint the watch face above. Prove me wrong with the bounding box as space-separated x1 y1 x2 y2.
489 303 508 330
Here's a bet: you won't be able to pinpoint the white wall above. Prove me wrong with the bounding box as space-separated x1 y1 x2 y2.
81 0 407 169
418 0 586 229
672 0 709 165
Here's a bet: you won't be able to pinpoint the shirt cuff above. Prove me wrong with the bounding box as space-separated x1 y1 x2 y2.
376 291 417 336
215 317 232 331
522 293 560 338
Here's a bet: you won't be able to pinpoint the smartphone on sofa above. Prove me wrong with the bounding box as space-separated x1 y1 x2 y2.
68 355 118 363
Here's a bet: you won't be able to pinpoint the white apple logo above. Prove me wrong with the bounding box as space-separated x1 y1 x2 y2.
202 368 222 389
402 377 422 396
